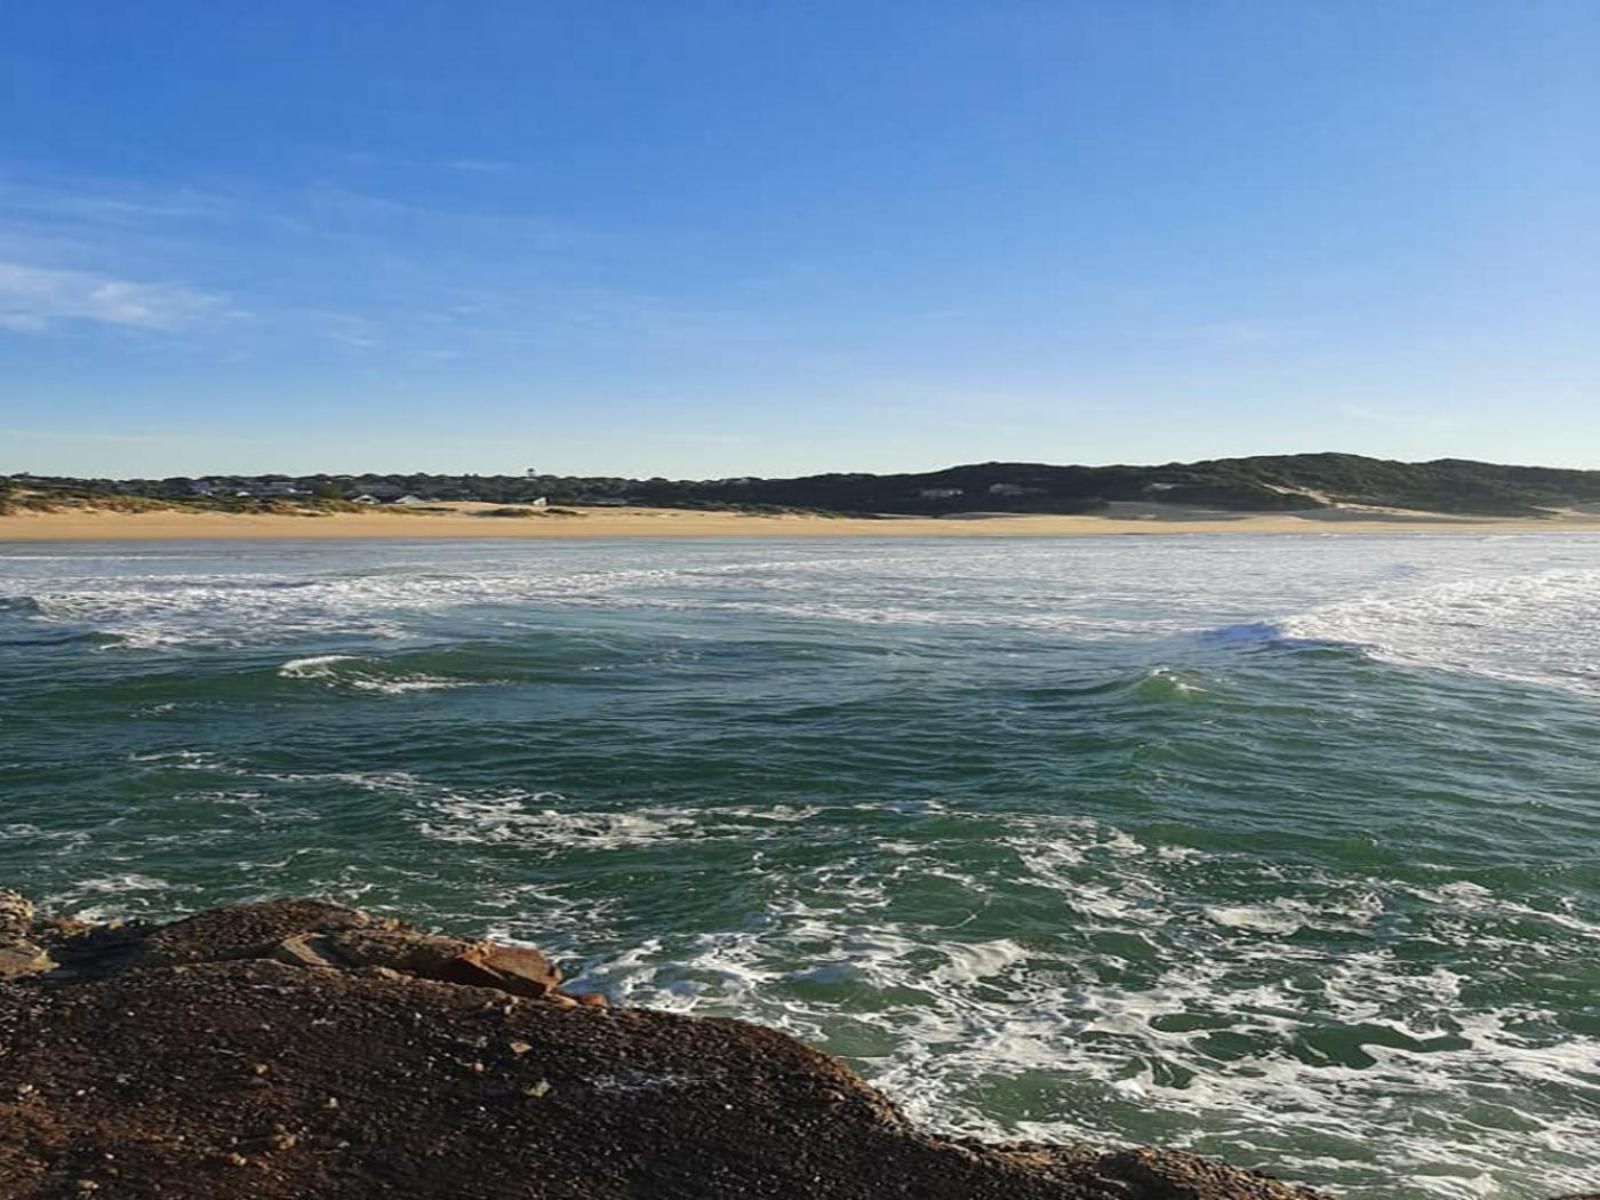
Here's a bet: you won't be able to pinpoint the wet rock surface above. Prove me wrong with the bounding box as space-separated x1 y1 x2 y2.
3 893 1345 1198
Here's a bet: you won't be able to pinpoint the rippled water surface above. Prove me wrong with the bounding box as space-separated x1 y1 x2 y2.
3 535 1598 1198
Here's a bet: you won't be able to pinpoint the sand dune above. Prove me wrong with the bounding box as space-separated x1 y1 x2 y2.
5 501 1600 541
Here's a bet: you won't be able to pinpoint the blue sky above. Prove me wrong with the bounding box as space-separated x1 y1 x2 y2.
3 2 1596 477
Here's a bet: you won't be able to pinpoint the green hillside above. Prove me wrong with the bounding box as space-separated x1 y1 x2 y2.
648 453 1600 516
11 453 1600 517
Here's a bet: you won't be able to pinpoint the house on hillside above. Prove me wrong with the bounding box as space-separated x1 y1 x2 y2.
351 494 381 505
916 487 964 500
388 495 428 507
988 482 1041 497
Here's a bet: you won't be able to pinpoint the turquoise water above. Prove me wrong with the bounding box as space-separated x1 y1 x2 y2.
2 535 1597 1198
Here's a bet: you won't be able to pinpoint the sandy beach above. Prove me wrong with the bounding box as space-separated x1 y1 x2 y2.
5 501 1600 541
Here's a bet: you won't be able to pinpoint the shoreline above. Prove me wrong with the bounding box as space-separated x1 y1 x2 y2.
5 501 1600 542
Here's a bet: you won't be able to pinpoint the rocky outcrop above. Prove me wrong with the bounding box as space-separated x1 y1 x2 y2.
0 892 52 982
3 892 1337 1199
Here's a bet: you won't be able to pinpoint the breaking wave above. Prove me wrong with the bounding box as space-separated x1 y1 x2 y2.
277 654 480 694
6 534 1600 1198
1277 567 1600 698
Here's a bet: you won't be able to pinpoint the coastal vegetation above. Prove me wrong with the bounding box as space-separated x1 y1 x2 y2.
9 453 1600 518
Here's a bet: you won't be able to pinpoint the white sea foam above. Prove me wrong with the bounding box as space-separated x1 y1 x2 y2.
1278 566 1600 697
72 873 172 894
279 653 359 675
9 538 1600 701
278 653 478 693
1204 902 1306 935
128 749 232 771
563 805 1600 1200
413 790 832 853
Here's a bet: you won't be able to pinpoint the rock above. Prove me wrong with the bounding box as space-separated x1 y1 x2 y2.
101 901 577 1005
0 941 53 982
132 899 374 967
39 915 91 938
0 890 35 942
0 890 53 982
318 926 467 975
0 894 1375 1200
474 944 562 996
40 896 581 1013
310 928 562 1000
1091 1147 1325 1199
269 933 339 969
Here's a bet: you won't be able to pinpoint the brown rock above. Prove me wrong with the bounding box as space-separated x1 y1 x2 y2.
320 931 562 1000
39 915 91 938
476 944 561 995
0 895 1344 1200
0 890 33 943
133 899 373 968
0 942 53 981
320 927 476 978
0 889 50 980
269 933 338 969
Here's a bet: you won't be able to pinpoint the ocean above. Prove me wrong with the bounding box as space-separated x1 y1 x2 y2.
2 535 1597 1198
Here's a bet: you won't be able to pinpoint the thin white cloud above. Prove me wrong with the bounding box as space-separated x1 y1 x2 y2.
0 261 223 333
